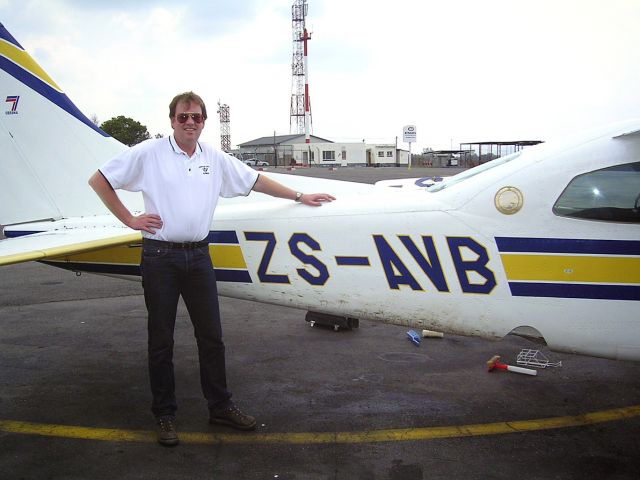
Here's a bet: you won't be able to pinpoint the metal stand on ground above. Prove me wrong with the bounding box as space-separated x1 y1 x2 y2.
516 349 562 368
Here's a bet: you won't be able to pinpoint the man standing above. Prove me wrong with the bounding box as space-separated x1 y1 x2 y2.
89 91 334 446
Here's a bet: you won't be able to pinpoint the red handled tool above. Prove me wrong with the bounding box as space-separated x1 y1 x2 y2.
487 355 537 376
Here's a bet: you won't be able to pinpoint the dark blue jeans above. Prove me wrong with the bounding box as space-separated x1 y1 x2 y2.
141 241 232 417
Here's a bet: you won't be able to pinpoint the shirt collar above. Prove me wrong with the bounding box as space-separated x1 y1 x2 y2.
169 134 202 158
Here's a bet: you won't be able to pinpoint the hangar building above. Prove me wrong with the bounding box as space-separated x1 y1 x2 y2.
234 134 410 167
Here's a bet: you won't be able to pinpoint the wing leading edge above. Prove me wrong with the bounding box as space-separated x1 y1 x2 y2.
0 228 141 266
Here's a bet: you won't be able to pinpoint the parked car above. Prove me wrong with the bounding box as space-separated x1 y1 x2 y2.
243 159 269 167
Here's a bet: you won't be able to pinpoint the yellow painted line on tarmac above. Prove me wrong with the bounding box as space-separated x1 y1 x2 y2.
1 404 639 445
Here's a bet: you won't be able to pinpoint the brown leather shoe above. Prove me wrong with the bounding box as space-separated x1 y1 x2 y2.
156 415 179 446
209 404 256 431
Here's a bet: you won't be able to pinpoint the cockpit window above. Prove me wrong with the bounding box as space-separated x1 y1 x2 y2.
553 161 640 223
428 151 523 192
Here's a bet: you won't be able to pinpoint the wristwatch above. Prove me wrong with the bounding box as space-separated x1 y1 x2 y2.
295 192 304 202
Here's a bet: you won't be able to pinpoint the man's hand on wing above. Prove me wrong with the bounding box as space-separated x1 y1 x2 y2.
300 193 336 206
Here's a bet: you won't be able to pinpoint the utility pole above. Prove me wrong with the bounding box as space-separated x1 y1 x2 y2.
273 130 278 168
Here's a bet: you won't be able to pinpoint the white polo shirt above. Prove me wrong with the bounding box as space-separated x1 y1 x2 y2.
100 135 259 242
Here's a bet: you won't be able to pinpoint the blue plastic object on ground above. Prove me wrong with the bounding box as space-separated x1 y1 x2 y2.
406 330 421 346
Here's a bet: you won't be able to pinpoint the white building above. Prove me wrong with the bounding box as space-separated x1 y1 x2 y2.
235 134 409 167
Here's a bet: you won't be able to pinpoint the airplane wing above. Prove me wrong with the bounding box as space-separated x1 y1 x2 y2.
256 171 382 196
0 228 141 266
374 176 449 189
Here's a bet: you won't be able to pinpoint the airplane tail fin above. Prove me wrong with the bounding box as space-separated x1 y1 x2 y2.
0 23 127 226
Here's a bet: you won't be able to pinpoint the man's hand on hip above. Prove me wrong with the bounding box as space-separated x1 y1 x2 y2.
128 214 163 234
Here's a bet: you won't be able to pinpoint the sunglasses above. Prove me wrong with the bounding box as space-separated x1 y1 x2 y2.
176 112 204 124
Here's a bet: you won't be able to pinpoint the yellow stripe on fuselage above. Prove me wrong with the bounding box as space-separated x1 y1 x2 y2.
51 244 247 269
210 245 246 269
0 39 62 91
501 254 640 284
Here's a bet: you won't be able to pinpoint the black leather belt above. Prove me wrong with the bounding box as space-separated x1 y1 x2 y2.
143 238 209 249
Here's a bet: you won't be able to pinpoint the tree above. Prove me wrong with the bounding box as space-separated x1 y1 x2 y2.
100 115 151 146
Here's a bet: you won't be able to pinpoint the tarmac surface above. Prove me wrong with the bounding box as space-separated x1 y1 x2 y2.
1 166 639 479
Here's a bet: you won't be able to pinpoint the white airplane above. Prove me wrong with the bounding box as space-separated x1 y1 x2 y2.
1 23 639 361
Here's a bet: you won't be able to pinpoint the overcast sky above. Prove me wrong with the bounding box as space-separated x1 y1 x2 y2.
2 0 639 152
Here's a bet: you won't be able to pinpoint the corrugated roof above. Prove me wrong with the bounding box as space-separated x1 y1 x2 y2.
238 134 334 147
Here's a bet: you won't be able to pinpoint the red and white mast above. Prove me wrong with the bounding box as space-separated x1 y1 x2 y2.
290 0 312 140
303 26 311 144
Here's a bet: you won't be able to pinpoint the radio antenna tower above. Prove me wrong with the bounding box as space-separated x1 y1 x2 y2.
290 0 312 143
217 101 230 152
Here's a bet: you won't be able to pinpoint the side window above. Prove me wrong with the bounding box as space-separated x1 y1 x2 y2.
322 150 335 161
553 161 640 223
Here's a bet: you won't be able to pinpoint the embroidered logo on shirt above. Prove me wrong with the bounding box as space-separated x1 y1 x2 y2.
198 165 210 175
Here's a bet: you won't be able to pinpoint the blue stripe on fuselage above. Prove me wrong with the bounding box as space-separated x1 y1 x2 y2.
496 237 640 255
508 282 640 301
